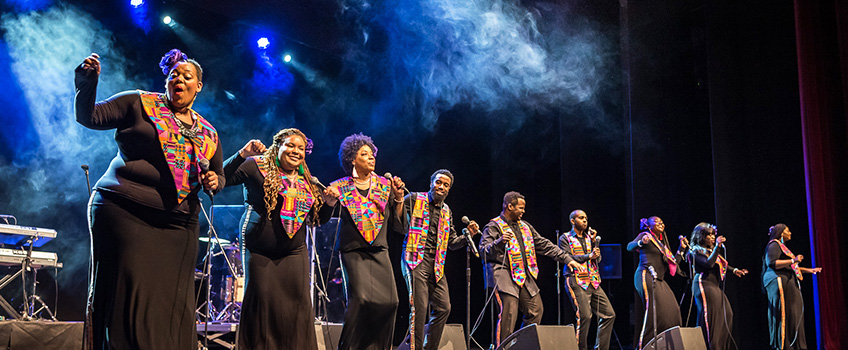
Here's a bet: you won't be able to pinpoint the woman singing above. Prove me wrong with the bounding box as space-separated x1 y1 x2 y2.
627 216 688 349
688 223 748 350
762 224 821 350
224 129 332 349
323 133 405 350
75 49 223 349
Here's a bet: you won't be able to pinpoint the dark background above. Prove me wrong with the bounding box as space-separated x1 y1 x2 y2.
0 0 828 349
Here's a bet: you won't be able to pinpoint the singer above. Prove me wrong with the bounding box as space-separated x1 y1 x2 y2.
762 224 821 350
688 223 748 350
399 169 478 350
558 210 615 350
627 216 688 349
223 129 333 349
479 191 572 347
75 49 224 349
323 133 405 350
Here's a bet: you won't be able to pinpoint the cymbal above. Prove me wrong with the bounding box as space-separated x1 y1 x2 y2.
199 236 232 246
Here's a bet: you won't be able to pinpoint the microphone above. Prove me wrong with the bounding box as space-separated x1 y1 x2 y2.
383 172 409 193
81 164 89 172
310 176 327 191
198 158 213 197
647 265 658 280
594 235 602 247
461 216 480 258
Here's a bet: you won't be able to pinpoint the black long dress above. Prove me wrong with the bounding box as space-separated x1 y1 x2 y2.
627 231 686 349
329 175 400 350
75 66 224 349
225 154 329 350
763 241 806 350
690 247 735 350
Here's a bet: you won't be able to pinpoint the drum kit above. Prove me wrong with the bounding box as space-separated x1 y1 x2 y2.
195 206 246 323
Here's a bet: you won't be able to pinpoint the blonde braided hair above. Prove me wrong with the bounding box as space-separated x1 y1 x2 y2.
261 128 323 224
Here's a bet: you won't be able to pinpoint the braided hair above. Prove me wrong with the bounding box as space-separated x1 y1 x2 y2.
260 128 323 224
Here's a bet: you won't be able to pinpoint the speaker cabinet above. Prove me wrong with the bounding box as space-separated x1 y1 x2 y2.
396 323 467 350
641 326 706 350
497 324 578 350
315 322 343 350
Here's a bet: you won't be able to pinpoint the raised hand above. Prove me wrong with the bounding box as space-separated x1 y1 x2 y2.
80 53 101 76
239 139 266 158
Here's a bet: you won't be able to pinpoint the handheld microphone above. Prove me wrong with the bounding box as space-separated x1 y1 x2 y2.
460 216 480 258
310 176 327 191
647 265 658 280
594 235 602 247
198 158 214 197
383 172 409 193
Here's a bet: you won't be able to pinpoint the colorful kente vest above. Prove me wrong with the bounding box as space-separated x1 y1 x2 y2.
253 156 315 238
771 239 803 281
565 231 601 289
693 246 729 280
138 91 218 203
404 192 451 281
643 231 678 276
330 174 391 244
493 217 538 287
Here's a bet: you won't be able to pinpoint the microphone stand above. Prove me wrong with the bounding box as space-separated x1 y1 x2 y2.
81 165 92 197
650 268 657 349
555 230 561 325
466 237 472 350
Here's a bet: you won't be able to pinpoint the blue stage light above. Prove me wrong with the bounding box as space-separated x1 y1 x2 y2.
163 16 172 25
257 37 270 50
283 54 292 63
130 0 144 8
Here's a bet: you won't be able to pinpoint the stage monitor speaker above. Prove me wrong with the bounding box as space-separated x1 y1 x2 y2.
641 326 706 350
496 324 578 350
315 322 343 350
396 323 466 350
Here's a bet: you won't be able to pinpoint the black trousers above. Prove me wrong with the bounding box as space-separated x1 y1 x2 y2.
565 277 616 350
402 252 451 350
496 285 543 346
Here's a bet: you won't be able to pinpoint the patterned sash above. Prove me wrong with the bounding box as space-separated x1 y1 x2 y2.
693 246 729 280
404 192 451 281
493 217 537 286
330 174 390 244
139 91 218 203
644 231 678 276
254 156 315 238
771 239 803 281
565 232 601 289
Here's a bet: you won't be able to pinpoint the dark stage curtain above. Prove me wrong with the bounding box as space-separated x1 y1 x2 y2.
794 1 848 349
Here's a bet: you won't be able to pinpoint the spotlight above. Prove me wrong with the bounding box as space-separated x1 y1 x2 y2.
283 54 292 63
163 16 172 25
130 0 144 8
257 37 270 50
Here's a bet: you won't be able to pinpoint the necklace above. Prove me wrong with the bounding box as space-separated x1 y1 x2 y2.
170 110 199 138
353 177 370 184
